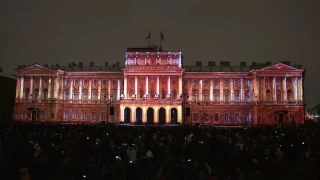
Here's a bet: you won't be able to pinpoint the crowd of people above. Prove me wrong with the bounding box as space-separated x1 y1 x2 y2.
0 121 320 180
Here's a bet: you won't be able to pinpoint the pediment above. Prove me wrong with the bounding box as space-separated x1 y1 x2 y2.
260 63 299 71
18 64 53 74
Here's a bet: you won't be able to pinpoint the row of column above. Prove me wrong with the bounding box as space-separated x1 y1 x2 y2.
124 75 183 99
16 76 123 102
68 79 121 101
120 105 182 124
16 76 52 100
189 79 246 102
187 77 303 102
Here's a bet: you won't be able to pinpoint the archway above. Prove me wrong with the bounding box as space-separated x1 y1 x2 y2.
136 107 142 124
124 107 131 123
147 108 154 124
171 108 178 124
159 108 166 125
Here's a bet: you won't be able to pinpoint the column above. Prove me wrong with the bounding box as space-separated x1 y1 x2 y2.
166 106 171 124
135 76 138 96
98 78 101 101
154 107 159 124
220 79 224 102
124 75 127 98
299 77 303 101
88 80 92 100
48 77 52 99
20 76 24 99
272 77 276 102
230 79 234 102
59 78 63 100
283 77 287 102
178 76 182 98
15 77 20 100
254 77 259 102
120 106 124 122
38 76 42 100
240 78 244 102
209 79 213 101
167 76 171 96
117 79 120 100
142 107 147 123
130 107 135 123
79 79 82 101
262 77 266 102
108 80 111 100
146 76 149 96
293 78 298 102
177 106 182 123
30 76 33 99
189 82 193 102
54 77 59 99
156 76 160 95
199 80 203 102
68 79 72 100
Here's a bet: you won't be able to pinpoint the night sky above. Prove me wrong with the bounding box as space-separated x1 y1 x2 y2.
1 0 320 107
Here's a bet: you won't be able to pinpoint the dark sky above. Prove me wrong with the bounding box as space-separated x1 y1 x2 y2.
1 0 320 107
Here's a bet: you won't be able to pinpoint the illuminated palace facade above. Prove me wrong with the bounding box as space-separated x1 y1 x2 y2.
14 47 305 125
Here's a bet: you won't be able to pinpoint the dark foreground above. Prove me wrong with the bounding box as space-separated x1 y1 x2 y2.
0 121 319 180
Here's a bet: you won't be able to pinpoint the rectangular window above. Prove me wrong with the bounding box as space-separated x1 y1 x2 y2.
225 113 230 122
101 113 106 120
203 113 209 121
235 113 241 122
183 80 188 86
41 111 46 120
63 112 68 120
103 80 107 85
65 80 69 85
112 80 117 86
235 80 240 87
81 112 87 120
24 113 28 119
204 80 209 86
214 113 219 122
193 113 198 121
193 80 198 86
84 80 88 85
92 112 96 120
246 80 250 87
72 113 77 120
51 113 54 119
246 114 251 122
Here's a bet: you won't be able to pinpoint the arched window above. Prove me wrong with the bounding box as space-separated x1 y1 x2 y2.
43 89 48 99
73 89 78 100
150 89 155 98
24 88 30 99
193 89 198 102
33 89 39 99
203 90 209 102
92 89 98 100
287 90 292 102
245 90 251 102
234 90 240 102
139 89 144 99
276 90 282 102
64 90 69 100
224 90 230 102
172 89 177 99
266 90 272 102
82 89 88 100
214 90 220 102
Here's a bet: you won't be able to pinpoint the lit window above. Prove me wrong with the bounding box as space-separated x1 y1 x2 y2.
72 113 77 120
235 113 241 122
225 113 230 122
63 112 68 120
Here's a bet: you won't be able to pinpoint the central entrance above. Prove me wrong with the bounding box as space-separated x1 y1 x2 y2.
159 108 166 124
136 107 142 124
124 107 131 123
147 108 154 124
171 108 177 124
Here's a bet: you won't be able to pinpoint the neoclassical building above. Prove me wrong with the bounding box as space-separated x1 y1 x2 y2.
14 46 305 125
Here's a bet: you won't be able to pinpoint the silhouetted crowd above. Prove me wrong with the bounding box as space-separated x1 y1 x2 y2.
0 121 320 180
